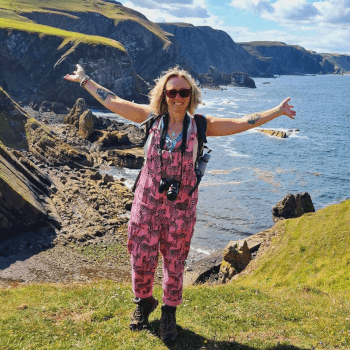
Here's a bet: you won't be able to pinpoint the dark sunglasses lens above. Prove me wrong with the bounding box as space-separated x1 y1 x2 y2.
165 89 191 98
179 89 191 97
166 89 177 98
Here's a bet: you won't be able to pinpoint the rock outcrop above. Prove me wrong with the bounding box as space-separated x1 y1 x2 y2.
64 98 145 161
272 192 315 223
197 67 256 89
184 230 267 286
0 89 60 236
258 129 288 138
218 240 252 283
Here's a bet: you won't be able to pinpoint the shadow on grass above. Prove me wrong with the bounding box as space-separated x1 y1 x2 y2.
149 320 309 350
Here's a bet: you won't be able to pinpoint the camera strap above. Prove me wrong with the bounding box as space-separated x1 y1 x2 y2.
159 113 190 183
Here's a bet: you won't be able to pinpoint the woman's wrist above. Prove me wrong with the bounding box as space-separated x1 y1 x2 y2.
80 75 90 88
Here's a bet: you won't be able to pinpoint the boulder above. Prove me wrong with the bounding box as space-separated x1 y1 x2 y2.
272 192 315 223
90 171 103 181
64 98 87 127
231 71 256 88
258 129 288 138
218 240 251 283
102 174 114 184
94 130 130 149
102 148 144 169
197 68 256 89
79 110 94 139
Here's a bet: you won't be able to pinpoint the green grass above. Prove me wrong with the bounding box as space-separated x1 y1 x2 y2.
0 0 169 44
1 201 350 349
0 282 349 349
236 199 350 292
0 18 126 51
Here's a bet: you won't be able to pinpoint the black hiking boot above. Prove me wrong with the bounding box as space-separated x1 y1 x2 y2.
159 305 177 342
130 296 158 331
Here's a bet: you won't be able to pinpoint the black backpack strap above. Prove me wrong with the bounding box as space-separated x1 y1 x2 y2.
180 114 190 154
194 114 207 158
188 114 209 196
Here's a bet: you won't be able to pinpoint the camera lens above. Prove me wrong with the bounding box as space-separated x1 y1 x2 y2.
159 178 170 193
167 181 180 201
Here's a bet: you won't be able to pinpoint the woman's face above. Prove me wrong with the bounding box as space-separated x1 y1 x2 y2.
165 76 191 115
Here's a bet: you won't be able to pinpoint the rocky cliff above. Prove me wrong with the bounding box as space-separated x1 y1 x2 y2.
20 8 182 82
0 28 148 108
238 41 338 75
0 88 60 236
320 53 350 73
158 23 259 75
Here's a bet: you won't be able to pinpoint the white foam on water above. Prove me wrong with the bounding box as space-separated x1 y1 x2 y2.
190 246 211 255
101 167 139 189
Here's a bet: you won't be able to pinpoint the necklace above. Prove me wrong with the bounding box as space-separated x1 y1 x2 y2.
169 121 182 138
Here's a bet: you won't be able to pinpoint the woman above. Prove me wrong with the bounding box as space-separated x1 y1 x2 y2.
64 64 296 342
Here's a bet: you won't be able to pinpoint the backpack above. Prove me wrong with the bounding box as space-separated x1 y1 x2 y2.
132 112 210 193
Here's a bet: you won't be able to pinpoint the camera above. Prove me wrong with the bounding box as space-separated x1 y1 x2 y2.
158 178 180 201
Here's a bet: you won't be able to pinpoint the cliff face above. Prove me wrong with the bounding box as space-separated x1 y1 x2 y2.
0 88 59 236
238 42 337 75
21 10 182 82
158 23 259 75
0 29 148 108
320 54 350 73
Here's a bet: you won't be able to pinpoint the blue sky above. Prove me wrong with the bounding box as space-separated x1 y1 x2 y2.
119 0 350 54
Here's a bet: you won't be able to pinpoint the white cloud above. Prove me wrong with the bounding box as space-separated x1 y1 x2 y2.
229 0 272 13
123 0 216 23
266 0 319 21
230 0 350 25
223 22 350 54
314 0 350 23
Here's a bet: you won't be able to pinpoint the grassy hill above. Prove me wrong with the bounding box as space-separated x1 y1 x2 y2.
0 200 349 349
236 199 350 292
0 0 168 43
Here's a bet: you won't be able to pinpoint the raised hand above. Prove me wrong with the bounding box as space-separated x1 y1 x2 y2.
279 97 296 119
63 64 85 83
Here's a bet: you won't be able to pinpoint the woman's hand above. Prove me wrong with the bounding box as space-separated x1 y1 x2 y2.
278 97 296 119
63 64 85 83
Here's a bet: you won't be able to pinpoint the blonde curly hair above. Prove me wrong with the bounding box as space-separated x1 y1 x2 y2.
149 66 201 116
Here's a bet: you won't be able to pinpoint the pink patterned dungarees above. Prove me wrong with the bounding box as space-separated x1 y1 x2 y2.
128 115 199 307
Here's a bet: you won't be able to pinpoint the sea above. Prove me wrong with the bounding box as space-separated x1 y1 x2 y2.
94 74 350 262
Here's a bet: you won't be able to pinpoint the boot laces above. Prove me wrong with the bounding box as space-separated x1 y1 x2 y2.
132 305 143 321
160 312 174 330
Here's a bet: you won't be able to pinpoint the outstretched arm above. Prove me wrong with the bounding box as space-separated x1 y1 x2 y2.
64 64 151 124
206 98 296 136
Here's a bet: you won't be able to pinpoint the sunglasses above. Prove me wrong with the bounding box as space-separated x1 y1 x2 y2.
164 88 192 98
